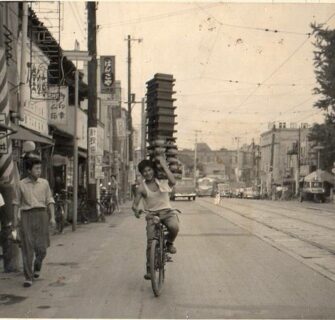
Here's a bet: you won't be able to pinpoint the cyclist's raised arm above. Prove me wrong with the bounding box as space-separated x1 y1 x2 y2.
156 156 176 187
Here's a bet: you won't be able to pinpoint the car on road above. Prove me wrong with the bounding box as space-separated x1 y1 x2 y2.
243 187 260 199
171 178 197 201
196 177 216 197
217 183 232 198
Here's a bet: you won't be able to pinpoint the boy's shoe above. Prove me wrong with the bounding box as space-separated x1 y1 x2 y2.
23 280 32 288
166 243 177 254
33 271 40 279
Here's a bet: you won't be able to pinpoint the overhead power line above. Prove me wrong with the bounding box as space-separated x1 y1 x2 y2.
100 3 223 28
196 3 312 36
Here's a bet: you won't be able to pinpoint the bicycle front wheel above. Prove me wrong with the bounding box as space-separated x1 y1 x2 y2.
150 238 165 297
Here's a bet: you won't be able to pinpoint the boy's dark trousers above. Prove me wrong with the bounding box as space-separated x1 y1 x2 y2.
19 208 50 281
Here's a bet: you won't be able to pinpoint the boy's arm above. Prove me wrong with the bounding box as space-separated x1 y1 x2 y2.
156 156 176 187
12 184 21 227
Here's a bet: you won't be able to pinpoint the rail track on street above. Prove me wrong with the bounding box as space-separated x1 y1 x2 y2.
201 198 335 256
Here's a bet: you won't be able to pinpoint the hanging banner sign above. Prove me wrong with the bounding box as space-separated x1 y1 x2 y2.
49 86 68 125
100 56 115 94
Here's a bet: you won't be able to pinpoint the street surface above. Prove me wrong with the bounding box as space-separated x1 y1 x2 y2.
1 198 335 319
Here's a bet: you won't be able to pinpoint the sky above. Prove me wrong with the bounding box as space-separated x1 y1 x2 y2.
39 1 335 150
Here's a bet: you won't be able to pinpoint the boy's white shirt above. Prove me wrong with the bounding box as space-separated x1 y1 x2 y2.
0 193 4 207
140 178 172 193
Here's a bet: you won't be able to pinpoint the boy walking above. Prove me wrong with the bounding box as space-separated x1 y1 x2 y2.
13 157 55 287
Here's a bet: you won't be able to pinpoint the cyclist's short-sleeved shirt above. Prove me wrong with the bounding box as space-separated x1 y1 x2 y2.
141 179 172 211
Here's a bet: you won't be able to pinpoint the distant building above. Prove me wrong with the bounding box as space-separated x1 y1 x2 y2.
260 121 314 196
179 142 259 184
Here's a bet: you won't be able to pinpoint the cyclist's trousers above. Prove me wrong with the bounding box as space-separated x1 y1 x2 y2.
145 209 179 267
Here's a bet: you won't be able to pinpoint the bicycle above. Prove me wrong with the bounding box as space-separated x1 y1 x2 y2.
54 192 66 233
141 211 171 297
101 193 116 216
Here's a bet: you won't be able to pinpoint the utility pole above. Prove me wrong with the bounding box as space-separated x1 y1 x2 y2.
194 130 201 187
125 35 142 185
270 125 276 197
252 138 255 184
234 137 241 182
141 97 146 159
63 43 91 231
295 126 301 196
87 2 98 218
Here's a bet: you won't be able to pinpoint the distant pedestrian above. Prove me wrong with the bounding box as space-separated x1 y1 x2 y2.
13 157 56 288
214 190 221 205
110 175 120 213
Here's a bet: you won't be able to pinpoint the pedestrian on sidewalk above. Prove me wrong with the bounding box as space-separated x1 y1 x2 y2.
110 175 120 213
13 157 56 288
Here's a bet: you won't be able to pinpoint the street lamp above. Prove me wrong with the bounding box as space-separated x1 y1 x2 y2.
63 46 91 231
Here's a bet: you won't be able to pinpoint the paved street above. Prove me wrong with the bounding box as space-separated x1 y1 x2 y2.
1 199 335 319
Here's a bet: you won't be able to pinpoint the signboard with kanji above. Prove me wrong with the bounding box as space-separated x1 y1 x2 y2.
49 86 68 125
88 127 97 184
100 56 115 94
116 118 126 138
0 114 8 154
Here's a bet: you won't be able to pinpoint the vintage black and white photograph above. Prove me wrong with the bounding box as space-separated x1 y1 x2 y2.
0 0 335 319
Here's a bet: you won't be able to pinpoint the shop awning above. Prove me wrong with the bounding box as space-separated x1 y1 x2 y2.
11 125 54 145
78 150 87 159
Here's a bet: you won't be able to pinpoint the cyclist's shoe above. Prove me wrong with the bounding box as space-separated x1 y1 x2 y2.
144 266 151 280
144 272 151 280
166 242 177 254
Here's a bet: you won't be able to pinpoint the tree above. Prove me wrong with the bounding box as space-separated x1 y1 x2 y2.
308 121 335 171
311 23 335 122
309 24 335 171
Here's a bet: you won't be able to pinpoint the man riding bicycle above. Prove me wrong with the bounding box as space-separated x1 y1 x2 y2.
132 156 180 280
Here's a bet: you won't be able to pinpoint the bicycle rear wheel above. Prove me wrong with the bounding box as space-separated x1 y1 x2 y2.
55 206 65 233
150 238 165 297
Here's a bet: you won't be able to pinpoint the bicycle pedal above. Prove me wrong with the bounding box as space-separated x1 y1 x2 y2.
166 256 173 262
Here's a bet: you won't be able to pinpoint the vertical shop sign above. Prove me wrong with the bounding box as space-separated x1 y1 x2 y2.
95 125 104 179
49 86 68 124
100 56 115 94
88 127 97 184
116 118 126 138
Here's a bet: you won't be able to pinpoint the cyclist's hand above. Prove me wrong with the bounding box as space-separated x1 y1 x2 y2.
156 155 167 166
134 210 142 219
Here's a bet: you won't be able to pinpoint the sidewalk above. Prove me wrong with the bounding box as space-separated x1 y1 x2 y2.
0 201 133 275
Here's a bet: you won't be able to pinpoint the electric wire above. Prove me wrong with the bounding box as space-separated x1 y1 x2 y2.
99 3 223 28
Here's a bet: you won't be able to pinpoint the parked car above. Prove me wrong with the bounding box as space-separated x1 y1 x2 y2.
217 183 232 198
171 178 197 201
233 188 244 198
243 187 260 199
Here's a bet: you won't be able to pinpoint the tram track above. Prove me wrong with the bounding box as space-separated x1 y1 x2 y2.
201 198 335 256
221 199 335 232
